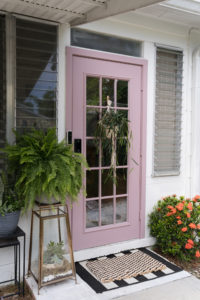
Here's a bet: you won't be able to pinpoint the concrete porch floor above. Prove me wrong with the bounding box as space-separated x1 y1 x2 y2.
26 269 194 300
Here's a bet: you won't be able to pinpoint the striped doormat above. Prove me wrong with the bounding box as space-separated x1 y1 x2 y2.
75 248 182 293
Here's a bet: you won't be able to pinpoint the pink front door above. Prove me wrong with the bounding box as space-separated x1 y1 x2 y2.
66 47 147 251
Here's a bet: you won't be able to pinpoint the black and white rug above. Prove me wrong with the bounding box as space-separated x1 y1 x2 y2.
75 247 182 293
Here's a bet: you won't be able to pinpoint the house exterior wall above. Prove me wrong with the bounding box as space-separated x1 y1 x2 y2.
1 11 200 280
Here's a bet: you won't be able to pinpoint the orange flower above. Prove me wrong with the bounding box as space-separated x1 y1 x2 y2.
176 203 184 211
182 227 187 232
176 216 181 219
171 208 176 214
186 212 191 218
187 239 194 246
193 195 200 202
166 212 173 216
157 208 161 211
177 220 182 225
197 224 200 229
196 250 200 258
189 223 196 229
185 243 193 249
167 205 174 210
182 200 185 204
187 202 193 211
166 206 176 216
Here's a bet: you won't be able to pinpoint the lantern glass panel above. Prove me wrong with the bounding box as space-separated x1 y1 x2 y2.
30 214 40 280
41 208 73 284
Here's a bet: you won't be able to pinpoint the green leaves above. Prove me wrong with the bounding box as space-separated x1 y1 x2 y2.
43 240 65 265
95 109 132 182
149 195 200 261
1 128 87 211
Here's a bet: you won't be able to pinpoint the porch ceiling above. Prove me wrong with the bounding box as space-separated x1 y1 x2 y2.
0 0 165 25
134 0 200 28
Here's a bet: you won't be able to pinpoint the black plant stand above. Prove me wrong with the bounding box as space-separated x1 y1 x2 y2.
0 227 25 299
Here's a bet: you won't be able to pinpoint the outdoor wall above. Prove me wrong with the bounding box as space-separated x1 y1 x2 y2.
0 11 198 280
79 12 191 241
0 23 71 282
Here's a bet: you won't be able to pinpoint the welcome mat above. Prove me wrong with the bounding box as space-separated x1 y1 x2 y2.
75 248 182 293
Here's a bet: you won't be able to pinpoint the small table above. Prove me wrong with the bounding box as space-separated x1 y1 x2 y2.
0 227 25 298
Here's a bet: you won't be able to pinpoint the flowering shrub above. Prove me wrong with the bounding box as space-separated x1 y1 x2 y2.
149 195 200 261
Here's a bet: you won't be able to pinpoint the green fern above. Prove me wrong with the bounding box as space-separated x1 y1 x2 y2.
2 128 87 211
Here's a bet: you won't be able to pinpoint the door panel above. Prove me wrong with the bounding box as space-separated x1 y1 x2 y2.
66 48 147 251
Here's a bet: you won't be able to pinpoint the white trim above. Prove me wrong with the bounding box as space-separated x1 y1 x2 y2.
154 43 184 52
74 237 155 262
12 13 59 26
6 14 16 144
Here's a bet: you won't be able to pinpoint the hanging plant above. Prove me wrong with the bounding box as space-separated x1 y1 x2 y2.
95 100 132 183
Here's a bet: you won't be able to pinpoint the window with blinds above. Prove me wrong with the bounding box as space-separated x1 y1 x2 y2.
153 47 183 176
16 19 58 133
0 15 6 172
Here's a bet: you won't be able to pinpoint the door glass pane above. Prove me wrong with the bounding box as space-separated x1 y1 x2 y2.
86 108 99 137
86 170 99 198
117 80 128 107
117 139 127 166
102 139 112 167
101 198 113 226
101 170 113 196
87 77 99 106
86 200 99 228
87 139 99 167
116 168 127 195
116 197 127 223
102 78 114 106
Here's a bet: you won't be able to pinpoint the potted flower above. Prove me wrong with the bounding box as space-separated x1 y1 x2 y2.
0 172 23 237
2 128 87 210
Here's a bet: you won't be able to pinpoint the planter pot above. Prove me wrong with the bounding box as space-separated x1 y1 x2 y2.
36 195 60 206
0 210 20 237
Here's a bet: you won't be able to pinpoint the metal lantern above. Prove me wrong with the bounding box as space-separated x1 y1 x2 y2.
28 204 76 293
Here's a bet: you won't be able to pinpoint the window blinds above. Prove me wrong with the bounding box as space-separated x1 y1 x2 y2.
154 47 183 176
16 19 58 134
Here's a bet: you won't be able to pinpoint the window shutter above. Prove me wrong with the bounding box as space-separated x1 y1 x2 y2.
16 19 58 134
153 47 183 176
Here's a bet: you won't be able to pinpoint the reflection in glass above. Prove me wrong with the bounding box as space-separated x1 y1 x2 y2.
116 168 127 195
86 170 99 198
102 138 112 167
117 139 127 166
87 139 99 167
101 198 113 226
86 108 99 137
102 78 114 106
86 200 99 228
116 197 127 223
101 170 113 197
16 19 57 131
117 80 128 107
87 77 99 106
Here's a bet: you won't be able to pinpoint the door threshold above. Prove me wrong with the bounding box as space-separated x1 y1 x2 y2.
74 237 155 262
